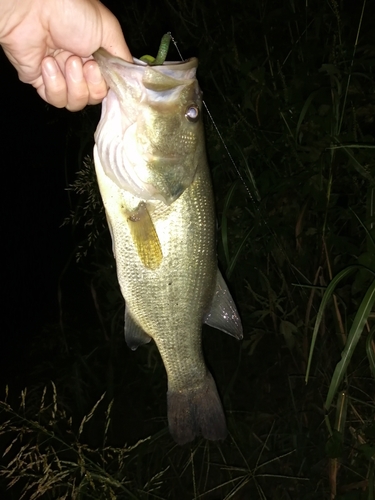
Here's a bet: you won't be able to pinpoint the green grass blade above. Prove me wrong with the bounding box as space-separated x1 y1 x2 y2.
325 279 375 411
305 266 359 383
366 325 375 380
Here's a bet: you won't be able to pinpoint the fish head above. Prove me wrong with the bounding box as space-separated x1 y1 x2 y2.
94 49 204 205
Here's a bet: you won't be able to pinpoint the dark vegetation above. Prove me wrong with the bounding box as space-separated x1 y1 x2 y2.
1 0 374 498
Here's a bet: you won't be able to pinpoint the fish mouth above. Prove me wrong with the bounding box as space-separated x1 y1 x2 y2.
94 48 198 71
93 49 199 96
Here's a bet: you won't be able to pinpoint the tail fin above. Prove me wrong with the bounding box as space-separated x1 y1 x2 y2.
167 372 227 445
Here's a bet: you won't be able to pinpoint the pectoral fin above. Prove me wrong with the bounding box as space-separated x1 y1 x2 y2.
204 270 243 340
126 202 163 270
125 306 152 350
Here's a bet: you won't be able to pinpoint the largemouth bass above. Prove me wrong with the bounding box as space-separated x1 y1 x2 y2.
93 48 243 445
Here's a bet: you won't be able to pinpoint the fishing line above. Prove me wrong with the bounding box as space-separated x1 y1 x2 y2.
170 34 314 299
169 34 255 202
168 32 183 61
202 103 257 206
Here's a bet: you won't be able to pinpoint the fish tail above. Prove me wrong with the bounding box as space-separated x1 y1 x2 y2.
167 372 227 445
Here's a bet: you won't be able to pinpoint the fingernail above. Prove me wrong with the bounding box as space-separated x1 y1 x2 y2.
87 63 103 85
70 58 82 83
43 59 58 78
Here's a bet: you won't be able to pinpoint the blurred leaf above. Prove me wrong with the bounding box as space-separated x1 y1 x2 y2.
325 279 375 410
306 266 359 383
367 326 375 379
280 320 298 351
325 429 344 458
358 443 375 461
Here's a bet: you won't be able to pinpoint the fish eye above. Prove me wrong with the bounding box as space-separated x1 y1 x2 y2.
185 105 199 123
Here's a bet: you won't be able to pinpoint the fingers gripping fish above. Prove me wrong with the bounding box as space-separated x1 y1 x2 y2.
93 41 243 445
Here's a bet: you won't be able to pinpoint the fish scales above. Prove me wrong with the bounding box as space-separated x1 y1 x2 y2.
93 48 242 444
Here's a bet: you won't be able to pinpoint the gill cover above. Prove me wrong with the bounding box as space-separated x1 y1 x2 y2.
94 49 203 205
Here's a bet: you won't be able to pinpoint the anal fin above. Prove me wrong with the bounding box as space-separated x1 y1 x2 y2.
204 269 243 339
125 306 152 351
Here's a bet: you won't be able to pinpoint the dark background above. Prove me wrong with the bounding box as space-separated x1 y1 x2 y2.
1 1 374 498
1 50 69 383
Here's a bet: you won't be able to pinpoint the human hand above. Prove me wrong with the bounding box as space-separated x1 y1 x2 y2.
0 0 132 110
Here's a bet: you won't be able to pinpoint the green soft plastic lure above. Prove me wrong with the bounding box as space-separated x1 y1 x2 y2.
140 33 172 65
